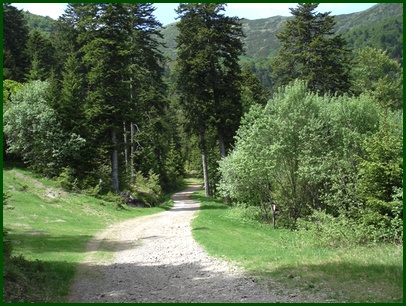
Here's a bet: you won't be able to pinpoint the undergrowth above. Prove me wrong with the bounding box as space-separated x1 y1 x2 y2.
191 190 403 303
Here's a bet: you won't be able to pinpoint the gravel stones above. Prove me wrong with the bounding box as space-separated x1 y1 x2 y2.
68 185 329 303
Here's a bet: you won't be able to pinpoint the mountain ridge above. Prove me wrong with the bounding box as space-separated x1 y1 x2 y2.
22 3 403 62
159 3 403 60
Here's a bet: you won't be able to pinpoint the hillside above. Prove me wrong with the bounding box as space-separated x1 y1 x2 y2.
22 10 57 37
21 3 403 62
159 3 403 61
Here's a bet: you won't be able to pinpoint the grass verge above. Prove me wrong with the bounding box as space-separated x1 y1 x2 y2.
2 165 175 302
191 190 403 303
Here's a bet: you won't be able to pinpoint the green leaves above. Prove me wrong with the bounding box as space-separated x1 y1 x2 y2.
219 80 385 226
174 3 245 195
352 47 403 109
3 81 85 176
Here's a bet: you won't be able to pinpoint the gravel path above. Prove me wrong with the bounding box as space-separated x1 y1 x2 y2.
68 185 329 303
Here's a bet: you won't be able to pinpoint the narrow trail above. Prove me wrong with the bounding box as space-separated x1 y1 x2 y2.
68 185 327 303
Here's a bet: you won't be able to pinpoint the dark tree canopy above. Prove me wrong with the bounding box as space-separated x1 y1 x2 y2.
3 3 30 81
272 3 352 95
57 3 167 191
174 3 244 196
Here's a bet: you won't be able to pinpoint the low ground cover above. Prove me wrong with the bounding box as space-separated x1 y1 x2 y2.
3 165 175 302
191 190 403 303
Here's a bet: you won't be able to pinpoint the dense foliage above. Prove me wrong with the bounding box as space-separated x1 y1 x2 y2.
3 3 183 199
2 3 403 245
22 10 57 35
219 80 402 243
3 81 85 176
343 16 403 63
3 3 30 81
271 3 352 95
174 3 245 196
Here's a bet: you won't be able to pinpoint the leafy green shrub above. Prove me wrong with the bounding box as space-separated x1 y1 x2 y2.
222 203 266 228
82 163 111 196
3 81 85 177
131 170 163 206
296 210 376 247
57 166 78 191
100 192 126 210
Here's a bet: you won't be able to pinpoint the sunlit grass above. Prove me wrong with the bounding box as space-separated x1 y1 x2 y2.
191 190 403 303
3 165 175 302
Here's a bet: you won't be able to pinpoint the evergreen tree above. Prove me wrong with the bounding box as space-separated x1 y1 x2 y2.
25 53 46 81
3 3 30 81
175 3 244 196
25 29 56 80
241 63 268 112
59 49 84 135
59 3 166 191
272 3 352 95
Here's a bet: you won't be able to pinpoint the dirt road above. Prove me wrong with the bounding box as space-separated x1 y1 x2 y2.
68 185 327 302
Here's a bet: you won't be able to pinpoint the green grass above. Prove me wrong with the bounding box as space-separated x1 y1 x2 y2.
3 165 174 302
191 190 403 303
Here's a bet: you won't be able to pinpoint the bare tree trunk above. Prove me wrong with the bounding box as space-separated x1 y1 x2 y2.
130 122 135 184
123 121 129 180
111 129 119 191
200 128 210 197
218 132 226 158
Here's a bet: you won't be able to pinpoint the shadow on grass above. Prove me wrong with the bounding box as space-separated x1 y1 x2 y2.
254 261 403 303
7 233 139 254
4 250 401 303
3 256 78 303
68 254 402 303
199 204 228 210
192 227 209 231
189 194 228 211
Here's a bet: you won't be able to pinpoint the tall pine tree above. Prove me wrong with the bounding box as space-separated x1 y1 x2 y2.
3 3 30 81
59 3 166 191
272 3 352 95
175 3 244 196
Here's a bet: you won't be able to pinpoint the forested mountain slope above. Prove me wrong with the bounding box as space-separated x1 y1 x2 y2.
21 3 402 62
22 10 57 36
159 3 403 60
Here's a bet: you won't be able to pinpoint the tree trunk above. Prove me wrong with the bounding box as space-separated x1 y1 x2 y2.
111 129 119 191
130 122 135 184
218 132 226 158
200 128 210 197
123 121 129 180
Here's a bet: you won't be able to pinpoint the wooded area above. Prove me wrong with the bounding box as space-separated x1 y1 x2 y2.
3 3 403 245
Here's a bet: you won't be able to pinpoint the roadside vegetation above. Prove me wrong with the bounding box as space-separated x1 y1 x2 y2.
191 190 403 303
2 164 176 303
3 2 402 303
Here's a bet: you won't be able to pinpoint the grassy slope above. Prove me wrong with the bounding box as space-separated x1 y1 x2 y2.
191 190 403 303
3 165 174 302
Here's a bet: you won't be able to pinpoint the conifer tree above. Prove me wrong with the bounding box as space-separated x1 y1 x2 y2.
25 53 46 81
272 3 352 95
3 3 30 81
175 3 244 196
59 3 165 191
25 29 56 80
